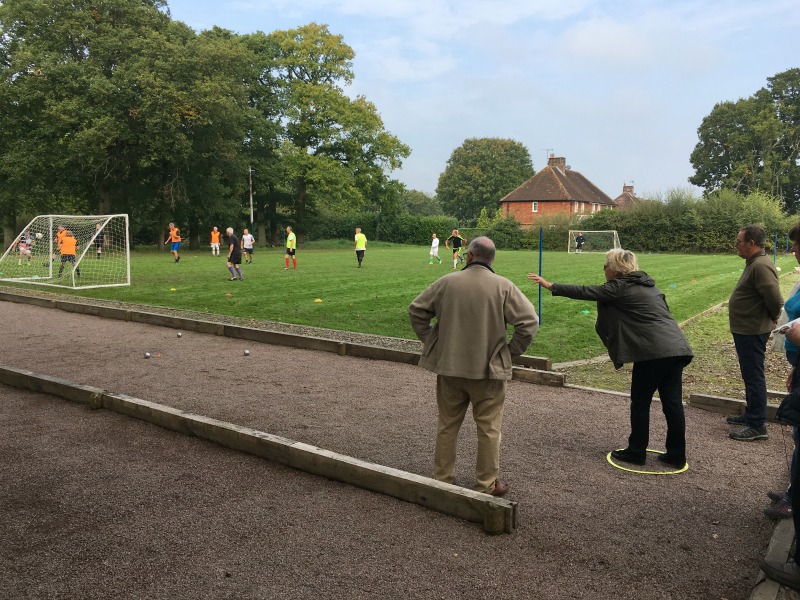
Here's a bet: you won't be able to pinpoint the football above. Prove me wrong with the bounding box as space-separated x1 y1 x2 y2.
35 232 43 239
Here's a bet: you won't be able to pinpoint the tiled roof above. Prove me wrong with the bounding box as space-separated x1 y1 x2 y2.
501 159 614 205
613 188 640 209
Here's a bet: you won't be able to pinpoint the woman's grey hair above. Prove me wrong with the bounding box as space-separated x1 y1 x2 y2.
226 227 233 235
605 248 638 275
468 236 496 264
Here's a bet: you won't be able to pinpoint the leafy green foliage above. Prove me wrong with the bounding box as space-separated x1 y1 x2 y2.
262 23 410 233
0 6 411 248
399 189 444 216
690 68 800 212
436 138 534 224
585 189 789 252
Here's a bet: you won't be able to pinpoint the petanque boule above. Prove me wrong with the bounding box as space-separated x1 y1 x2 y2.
244 349 250 356
177 332 182 337
144 352 151 359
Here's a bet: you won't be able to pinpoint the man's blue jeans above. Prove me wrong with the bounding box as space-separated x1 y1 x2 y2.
733 332 770 429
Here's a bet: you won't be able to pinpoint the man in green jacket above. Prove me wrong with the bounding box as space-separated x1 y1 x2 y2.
727 225 783 441
408 236 539 496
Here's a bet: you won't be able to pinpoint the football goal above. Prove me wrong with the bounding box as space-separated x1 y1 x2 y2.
0 214 130 289
568 230 621 253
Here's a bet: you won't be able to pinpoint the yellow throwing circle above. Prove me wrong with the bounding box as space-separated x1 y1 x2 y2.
606 449 689 475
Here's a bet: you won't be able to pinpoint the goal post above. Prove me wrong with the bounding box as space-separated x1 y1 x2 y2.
0 214 130 289
568 230 621 253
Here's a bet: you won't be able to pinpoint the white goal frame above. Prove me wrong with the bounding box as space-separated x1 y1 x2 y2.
568 230 621 253
0 214 130 289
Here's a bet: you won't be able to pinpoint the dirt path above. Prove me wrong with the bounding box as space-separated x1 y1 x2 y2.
0 301 792 599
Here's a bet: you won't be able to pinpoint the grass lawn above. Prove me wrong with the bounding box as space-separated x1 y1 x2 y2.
4 242 797 368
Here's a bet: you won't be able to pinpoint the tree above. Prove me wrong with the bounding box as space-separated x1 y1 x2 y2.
436 138 534 224
264 23 410 234
690 68 800 212
399 189 444 215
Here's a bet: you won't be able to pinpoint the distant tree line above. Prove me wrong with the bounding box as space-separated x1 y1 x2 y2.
0 0 409 247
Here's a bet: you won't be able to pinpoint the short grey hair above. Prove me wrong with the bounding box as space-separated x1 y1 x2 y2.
468 236 496 264
605 248 638 275
226 227 233 235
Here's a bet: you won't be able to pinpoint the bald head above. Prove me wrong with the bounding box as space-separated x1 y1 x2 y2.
468 236 496 265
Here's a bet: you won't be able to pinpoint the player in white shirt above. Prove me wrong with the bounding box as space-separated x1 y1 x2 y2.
241 229 255 264
428 233 442 265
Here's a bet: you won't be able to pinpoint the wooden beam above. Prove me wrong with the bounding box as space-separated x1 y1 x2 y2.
0 364 517 534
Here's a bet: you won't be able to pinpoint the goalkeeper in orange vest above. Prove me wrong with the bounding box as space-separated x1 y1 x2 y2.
57 230 80 278
165 222 181 263
210 226 221 256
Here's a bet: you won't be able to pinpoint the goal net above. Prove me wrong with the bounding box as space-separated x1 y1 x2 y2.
0 214 130 289
568 230 621 253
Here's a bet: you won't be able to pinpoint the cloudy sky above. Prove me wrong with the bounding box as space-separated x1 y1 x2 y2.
165 0 799 200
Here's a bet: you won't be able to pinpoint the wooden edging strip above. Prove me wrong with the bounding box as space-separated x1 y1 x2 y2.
0 291 563 387
0 364 517 535
688 393 779 422
750 519 795 600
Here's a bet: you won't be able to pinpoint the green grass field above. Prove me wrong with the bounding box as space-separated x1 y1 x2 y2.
3 242 797 363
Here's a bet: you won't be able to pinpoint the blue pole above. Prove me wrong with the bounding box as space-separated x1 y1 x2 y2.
774 232 778 265
538 227 543 323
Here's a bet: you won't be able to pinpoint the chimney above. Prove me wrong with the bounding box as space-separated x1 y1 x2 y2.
548 155 566 172
623 184 634 195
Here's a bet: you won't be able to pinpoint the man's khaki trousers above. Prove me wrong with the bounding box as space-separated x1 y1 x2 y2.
433 375 506 494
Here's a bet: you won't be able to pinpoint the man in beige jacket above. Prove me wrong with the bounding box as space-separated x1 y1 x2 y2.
408 236 539 496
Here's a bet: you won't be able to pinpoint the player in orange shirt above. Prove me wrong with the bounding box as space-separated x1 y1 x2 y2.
210 226 221 256
164 222 181 263
57 230 80 278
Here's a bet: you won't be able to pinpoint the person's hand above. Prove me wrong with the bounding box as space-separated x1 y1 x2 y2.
787 322 800 346
527 273 552 290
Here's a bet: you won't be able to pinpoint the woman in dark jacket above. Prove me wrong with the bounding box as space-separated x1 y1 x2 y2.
528 248 693 468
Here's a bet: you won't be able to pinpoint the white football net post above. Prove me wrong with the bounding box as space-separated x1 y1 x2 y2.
0 214 130 289
568 230 621 253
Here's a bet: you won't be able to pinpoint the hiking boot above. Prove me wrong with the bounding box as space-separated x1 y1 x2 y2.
768 490 786 503
726 414 746 425
657 453 686 468
729 425 768 441
761 560 800 591
764 498 793 520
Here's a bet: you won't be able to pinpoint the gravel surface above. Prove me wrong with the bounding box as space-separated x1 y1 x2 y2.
0 300 794 600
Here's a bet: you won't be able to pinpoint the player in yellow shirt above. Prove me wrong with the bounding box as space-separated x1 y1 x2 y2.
285 226 297 270
354 227 367 268
57 230 80 278
165 222 181 263
210 227 221 256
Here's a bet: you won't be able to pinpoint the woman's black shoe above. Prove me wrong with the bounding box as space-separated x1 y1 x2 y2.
657 453 686 468
611 448 646 465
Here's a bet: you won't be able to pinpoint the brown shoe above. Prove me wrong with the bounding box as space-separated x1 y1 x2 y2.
490 479 509 497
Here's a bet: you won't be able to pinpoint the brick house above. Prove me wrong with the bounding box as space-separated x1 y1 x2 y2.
613 184 641 209
500 155 615 226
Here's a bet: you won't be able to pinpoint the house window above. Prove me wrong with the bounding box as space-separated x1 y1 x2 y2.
573 202 579 213
592 203 598 213
532 202 538 212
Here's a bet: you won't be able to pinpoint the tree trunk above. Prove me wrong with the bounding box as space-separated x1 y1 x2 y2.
97 187 112 214
188 215 199 250
257 198 266 248
296 178 307 234
3 204 16 249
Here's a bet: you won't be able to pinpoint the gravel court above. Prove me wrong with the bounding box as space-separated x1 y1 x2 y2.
0 300 793 599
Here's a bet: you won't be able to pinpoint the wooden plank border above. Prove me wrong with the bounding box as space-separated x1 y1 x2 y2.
0 364 518 534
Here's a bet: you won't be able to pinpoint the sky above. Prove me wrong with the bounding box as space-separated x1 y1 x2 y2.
165 0 800 200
